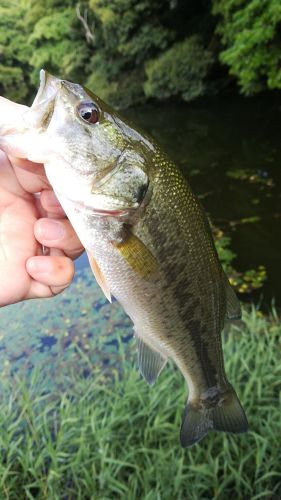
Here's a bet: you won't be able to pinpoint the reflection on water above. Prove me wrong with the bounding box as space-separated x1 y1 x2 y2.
1 93 280 383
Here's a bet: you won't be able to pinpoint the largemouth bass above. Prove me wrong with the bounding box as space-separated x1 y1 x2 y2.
0 70 248 447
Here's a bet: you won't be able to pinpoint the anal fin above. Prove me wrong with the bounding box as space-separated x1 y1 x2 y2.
137 338 167 386
87 251 112 303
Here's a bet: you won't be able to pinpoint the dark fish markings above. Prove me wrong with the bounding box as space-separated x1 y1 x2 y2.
143 174 226 389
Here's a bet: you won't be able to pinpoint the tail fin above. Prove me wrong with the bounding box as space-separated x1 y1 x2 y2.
180 387 248 448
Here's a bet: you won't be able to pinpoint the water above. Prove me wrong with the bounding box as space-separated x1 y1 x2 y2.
0 268 133 390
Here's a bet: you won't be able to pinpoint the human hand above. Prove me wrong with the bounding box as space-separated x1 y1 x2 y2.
0 150 84 306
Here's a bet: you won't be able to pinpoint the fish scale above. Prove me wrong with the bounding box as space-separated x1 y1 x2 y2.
135 154 226 387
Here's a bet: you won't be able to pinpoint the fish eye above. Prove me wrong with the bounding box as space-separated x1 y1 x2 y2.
77 102 99 124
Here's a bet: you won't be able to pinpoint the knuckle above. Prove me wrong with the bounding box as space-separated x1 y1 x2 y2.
61 258 75 283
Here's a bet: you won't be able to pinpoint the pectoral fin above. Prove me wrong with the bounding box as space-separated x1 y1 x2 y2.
87 252 112 303
137 337 167 385
114 234 158 280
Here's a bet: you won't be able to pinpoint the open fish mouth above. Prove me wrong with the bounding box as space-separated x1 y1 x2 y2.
25 69 59 130
32 69 58 107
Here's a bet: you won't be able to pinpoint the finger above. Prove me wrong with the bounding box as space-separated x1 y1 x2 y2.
0 97 28 130
34 217 84 259
0 96 28 113
40 190 66 218
0 150 27 199
26 255 75 297
9 156 51 193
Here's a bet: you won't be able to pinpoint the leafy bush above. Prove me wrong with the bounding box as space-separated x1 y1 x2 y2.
1 0 281 106
213 0 281 94
0 1 31 102
144 36 214 102
214 227 267 294
85 0 178 107
26 3 91 88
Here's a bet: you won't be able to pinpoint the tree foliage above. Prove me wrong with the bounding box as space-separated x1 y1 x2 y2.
144 36 214 102
25 0 91 89
0 1 31 101
0 0 280 106
86 0 200 107
213 0 281 94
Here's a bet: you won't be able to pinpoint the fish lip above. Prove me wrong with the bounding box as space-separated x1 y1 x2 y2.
56 191 132 218
32 69 59 108
78 200 132 218
87 207 130 217
24 69 59 130
32 69 48 107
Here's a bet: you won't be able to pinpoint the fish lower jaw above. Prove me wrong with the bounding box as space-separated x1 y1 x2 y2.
55 192 131 218
85 207 130 217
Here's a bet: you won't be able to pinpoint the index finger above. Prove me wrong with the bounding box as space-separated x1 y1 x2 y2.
9 156 51 193
0 96 28 129
0 97 51 193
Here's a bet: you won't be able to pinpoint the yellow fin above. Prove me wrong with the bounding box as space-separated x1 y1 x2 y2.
114 234 158 279
87 252 112 303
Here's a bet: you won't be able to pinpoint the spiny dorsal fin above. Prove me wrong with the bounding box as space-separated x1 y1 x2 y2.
137 337 167 386
87 251 112 303
225 280 241 320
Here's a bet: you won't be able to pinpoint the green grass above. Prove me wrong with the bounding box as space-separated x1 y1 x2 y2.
0 307 280 499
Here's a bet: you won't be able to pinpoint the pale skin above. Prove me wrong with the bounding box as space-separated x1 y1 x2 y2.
0 97 85 306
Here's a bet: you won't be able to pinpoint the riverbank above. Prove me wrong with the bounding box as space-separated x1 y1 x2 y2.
0 305 280 498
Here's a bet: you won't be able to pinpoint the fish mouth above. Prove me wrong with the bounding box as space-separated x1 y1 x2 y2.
33 69 58 107
54 187 137 219
57 192 132 218
86 207 130 218
25 69 59 130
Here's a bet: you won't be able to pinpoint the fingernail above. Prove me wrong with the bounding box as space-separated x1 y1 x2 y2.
38 219 65 241
27 257 52 274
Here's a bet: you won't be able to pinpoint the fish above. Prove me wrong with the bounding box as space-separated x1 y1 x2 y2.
0 70 248 447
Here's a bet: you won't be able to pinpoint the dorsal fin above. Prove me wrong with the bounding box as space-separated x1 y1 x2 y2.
137 337 167 385
87 251 112 303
